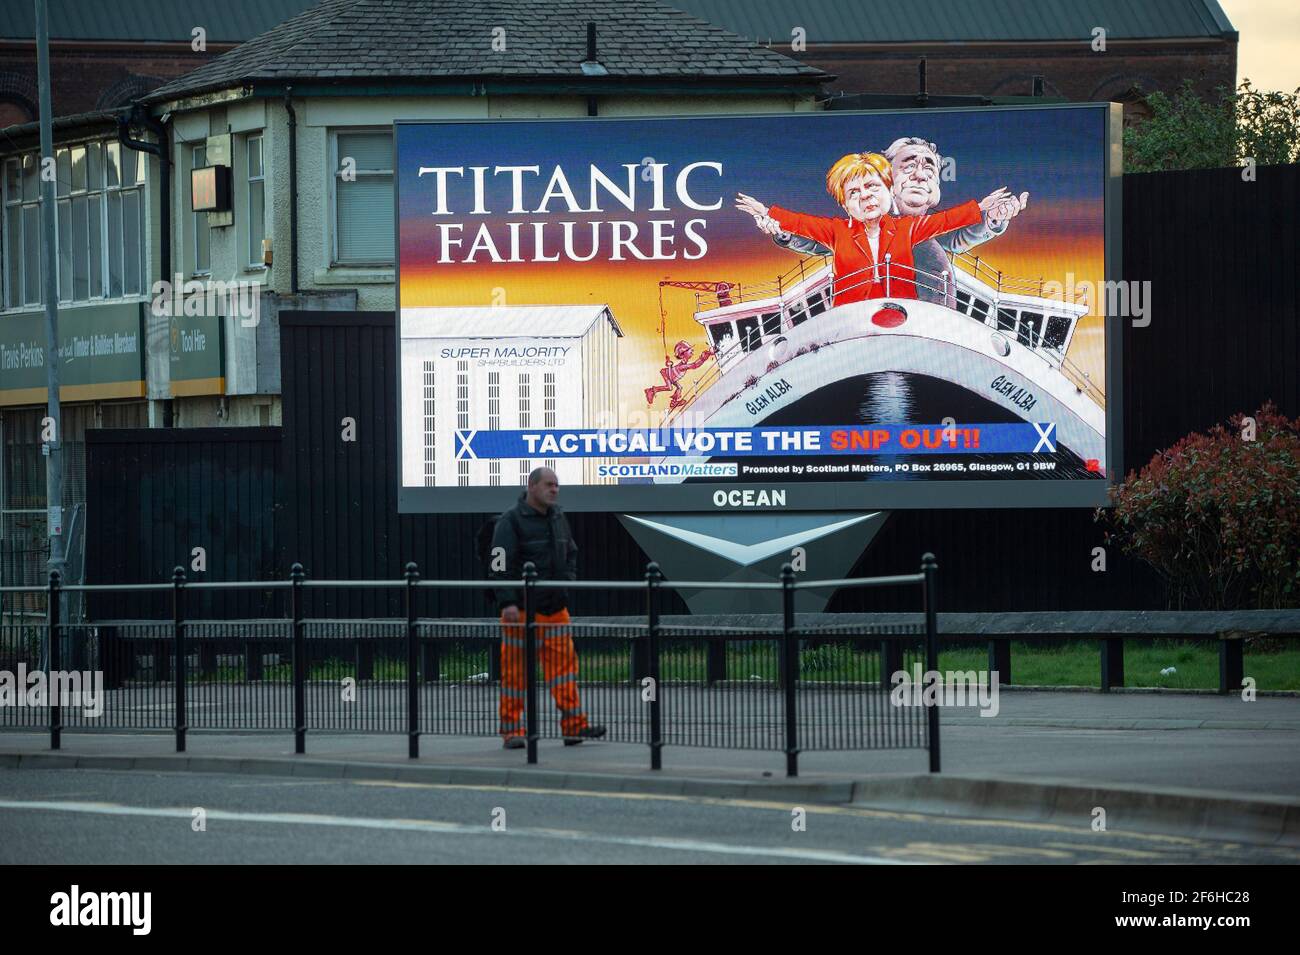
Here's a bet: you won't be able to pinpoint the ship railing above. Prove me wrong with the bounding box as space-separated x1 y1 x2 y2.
691 256 827 311
820 259 1088 313
1053 351 1107 403
668 265 1103 422
691 249 1089 314
668 316 1102 424
947 250 1090 306
828 262 1104 404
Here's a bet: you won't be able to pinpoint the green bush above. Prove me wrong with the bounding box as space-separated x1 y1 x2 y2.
1124 79 1300 172
1098 403 1300 609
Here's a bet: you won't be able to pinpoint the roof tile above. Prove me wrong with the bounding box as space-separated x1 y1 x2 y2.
145 0 827 102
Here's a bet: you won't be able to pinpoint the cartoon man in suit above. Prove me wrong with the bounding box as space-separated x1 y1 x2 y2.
746 138 1028 308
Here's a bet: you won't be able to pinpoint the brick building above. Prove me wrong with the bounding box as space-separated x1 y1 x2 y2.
2 1 1240 129
669 0 1239 121
0 0 317 126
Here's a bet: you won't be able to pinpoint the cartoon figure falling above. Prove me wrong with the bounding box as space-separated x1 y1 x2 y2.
645 340 715 410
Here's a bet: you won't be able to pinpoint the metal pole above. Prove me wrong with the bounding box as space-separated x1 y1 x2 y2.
291 563 305 754
47 568 60 750
523 561 539 765
35 0 66 650
922 553 940 773
646 562 663 771
173 567 186 753
405 562 420 759
781 563 798 778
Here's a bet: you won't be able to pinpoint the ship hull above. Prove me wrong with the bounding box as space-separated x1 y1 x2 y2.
656 298 1105 481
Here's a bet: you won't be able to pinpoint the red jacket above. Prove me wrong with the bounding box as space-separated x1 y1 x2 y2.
769 200 982 306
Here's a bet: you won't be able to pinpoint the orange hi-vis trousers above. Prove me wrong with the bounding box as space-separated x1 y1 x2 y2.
499 608 589 738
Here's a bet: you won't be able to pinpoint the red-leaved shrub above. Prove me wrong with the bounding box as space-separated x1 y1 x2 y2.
1097 403 1300 609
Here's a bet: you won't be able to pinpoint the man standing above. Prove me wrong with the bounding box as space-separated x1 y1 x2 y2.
490 467 606 750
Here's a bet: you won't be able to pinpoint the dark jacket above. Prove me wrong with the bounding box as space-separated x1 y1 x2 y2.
490 494 578 614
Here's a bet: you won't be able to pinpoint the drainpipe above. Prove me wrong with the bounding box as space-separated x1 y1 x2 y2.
585 23 599 117
119 105 172 426
118 103 171 287
284 88 299 295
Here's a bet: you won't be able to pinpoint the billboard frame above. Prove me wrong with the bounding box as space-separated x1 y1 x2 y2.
393 102 1122 513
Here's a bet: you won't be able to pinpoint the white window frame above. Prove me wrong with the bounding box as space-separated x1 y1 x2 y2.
246 133 266 270
190 143 211 277
2 138 146 312
1 155 35 309
328 127 394 267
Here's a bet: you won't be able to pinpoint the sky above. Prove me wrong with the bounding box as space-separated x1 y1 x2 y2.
1220 0 1300 91
397 107 1108 419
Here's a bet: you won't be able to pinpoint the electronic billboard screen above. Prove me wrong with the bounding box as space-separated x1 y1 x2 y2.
395 104 1121 512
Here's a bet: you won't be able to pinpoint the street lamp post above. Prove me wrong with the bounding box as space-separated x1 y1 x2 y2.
35 0 66 661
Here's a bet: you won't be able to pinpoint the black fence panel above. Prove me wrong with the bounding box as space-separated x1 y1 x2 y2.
85 428 281 620
15 562 939 777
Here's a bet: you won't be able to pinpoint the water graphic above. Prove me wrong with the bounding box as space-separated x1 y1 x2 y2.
689 372 1096 483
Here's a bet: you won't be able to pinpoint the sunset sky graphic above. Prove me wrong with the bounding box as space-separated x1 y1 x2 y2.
398 107 1108 421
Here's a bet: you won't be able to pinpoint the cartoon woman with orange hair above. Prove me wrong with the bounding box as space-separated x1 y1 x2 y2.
736 152 1021 307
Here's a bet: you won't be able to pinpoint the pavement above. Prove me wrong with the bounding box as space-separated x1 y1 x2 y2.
3 689 1300 848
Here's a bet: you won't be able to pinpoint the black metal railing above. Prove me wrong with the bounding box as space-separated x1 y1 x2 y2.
0 556 940 777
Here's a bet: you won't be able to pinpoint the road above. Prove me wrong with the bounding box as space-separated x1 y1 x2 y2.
3 767 1298 864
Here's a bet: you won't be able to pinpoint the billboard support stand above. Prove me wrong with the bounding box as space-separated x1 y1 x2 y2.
617 511 889 614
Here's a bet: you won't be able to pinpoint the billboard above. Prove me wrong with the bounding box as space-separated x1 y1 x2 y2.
396 104 1121 512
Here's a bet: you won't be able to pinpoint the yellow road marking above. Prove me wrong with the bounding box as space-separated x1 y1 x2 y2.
869 842 1078 863
1039 842 1169 859
346 779 1245 849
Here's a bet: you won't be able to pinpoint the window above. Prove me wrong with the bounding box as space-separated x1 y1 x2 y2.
708 322 733 351
760 311 782 338
422 361 436 487
332 130 393 265
57 194 70 301
518 374 531 485
488 371 500 486
996 307 1017 334
969 297 990 321
1042 315 1071 351
3 158 25 306
2 139 145 309
247 135 265 268
191 144 210 275
1018 311 1044 349
456 360 469 487
543 372 556 474
736 316 761 352
806 290 827 317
